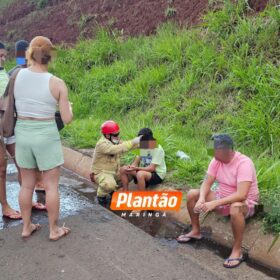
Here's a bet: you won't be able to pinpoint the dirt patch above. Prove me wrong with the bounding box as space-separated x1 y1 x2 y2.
249 0 270 12
0 0 269 47
0 0 208 45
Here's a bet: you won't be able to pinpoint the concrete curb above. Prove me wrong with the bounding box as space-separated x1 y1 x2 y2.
62 146 280 272
168 203 280 271
63 147 92 181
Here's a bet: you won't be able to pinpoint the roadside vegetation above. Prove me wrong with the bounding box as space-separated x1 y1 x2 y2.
0 0 14 11
14 1 279 233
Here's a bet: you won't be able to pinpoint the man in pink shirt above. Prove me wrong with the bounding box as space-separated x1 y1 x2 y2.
177 134 259 269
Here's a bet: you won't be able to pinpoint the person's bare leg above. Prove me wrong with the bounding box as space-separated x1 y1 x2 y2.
186 189 201 235
0 146 8 211
6 143 21 184
135 171 152 190
119 166 136 191
0 144 21 218
224 202 247 267
7 144 45 210
19 168 37 237
119 166 130 190
35 170 45 191
42 167 70 240
185 189 216 238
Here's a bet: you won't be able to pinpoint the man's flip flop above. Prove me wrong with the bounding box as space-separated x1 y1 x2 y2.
22 224 42 239
176 234 202 243
32 202 47 211
2 211 22 220
223 255 244 269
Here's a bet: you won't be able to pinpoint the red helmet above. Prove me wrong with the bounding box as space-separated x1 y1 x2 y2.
101 120 120 134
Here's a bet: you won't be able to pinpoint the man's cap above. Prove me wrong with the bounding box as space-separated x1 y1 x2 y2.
212 134 234 149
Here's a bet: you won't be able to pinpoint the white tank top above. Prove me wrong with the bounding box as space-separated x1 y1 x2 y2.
14 68 57 118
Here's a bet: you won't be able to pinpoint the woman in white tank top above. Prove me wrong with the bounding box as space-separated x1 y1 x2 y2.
14 36 73 241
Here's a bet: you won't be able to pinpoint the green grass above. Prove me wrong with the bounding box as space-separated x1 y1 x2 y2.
16 0 279 233
27 0 49 10
0 0 15 11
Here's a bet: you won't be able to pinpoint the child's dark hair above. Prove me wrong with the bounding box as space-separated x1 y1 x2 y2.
138 128 156 141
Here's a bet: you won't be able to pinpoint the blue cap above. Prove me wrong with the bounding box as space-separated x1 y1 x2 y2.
0 42 5 49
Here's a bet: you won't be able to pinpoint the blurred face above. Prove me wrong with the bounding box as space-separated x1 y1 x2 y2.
140 140 157 149
214 148 234 164
105 132 120 144
0 49 7 67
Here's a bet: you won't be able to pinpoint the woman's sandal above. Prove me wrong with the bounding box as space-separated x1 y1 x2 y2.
22 224 42 239
2 210 22 220
49 226 71 241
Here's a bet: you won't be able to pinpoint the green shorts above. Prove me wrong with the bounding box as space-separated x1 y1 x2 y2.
15 119 64 171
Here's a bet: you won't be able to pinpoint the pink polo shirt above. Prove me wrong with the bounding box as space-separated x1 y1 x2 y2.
207 152 259 207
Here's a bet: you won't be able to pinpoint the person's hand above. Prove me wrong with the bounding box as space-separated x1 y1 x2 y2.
89 173 95 182
201 201 218 213
125 165 137 172
194 198 205 213
131 135 143 145
124 165 132 170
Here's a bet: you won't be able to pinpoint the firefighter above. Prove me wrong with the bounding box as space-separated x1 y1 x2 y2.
91 120 141 207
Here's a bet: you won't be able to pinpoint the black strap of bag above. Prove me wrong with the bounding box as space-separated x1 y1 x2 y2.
55 111 64 131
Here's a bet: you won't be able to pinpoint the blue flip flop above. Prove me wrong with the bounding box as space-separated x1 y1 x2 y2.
176 234 202 243
223 255 244 269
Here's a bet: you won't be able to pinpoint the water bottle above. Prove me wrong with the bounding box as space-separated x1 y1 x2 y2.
176 151 191 161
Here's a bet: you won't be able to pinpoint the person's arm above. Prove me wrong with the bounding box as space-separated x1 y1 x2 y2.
194 158 217 212
131 147 162 172
0 55 5 68
0 69 9 97
98 136 142 155
98 140 134 155
130 156 140 167
198 158 217 203
199 175 216 201
201 181 251 212
58 79 73 124
133 163 157 173
202 158 255 212
193 175 216 212
123 156 140 172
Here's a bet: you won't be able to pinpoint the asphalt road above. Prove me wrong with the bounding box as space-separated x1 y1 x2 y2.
0 165 277 280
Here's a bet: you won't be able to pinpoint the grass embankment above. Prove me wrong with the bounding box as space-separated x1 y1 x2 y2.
0 0 14 10
49 1 280 233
